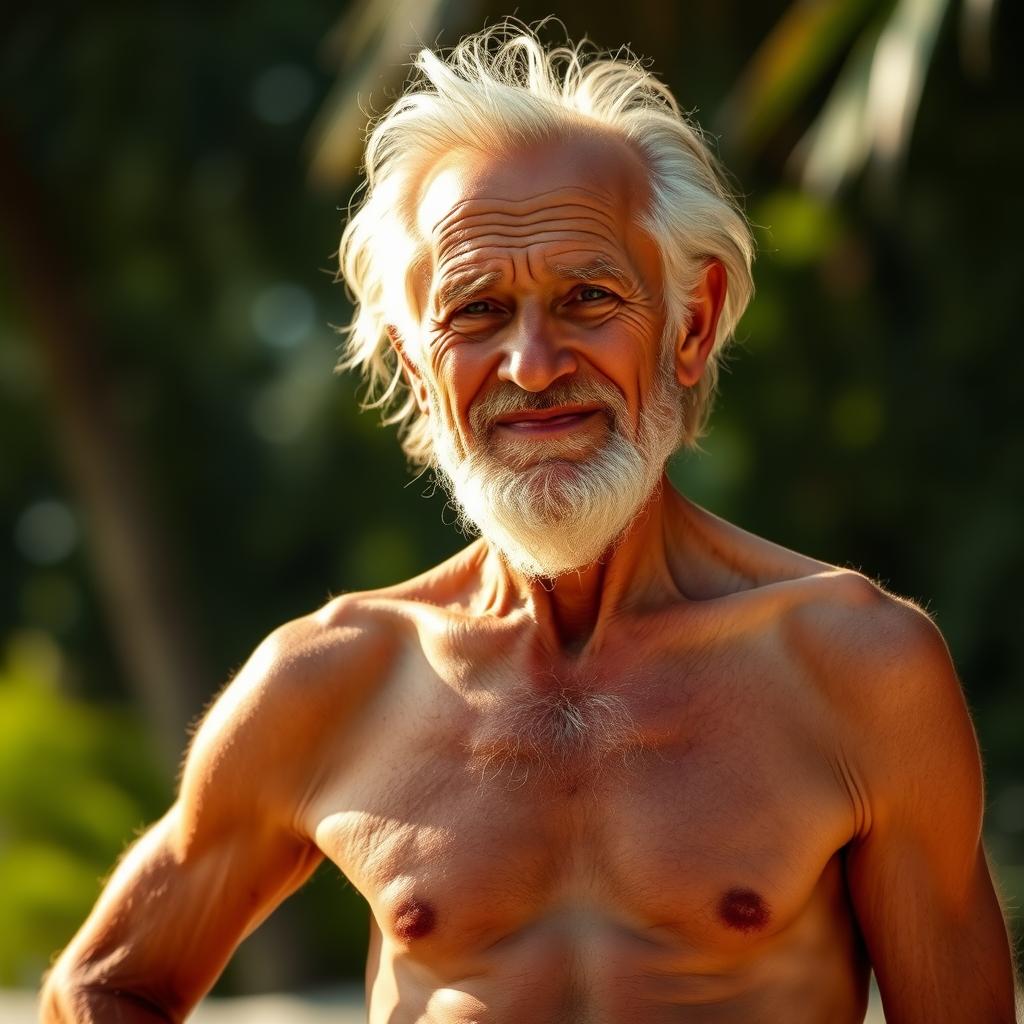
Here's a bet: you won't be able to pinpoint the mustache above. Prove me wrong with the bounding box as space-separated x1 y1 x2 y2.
469 379 626 436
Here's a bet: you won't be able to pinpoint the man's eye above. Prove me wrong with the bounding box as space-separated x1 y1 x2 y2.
578 286 614 302
459 300 493 316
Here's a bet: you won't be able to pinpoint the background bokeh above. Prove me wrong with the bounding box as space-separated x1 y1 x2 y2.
1 0 1021 996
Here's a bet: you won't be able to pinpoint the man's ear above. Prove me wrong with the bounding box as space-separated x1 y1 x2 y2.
387 324 430 415
675 260 727 388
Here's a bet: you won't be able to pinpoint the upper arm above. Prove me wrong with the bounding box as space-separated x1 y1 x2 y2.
833 591 1016 1022
44 605 384 1019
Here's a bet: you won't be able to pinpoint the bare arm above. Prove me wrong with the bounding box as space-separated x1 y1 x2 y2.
37 609 372 1022
39 807 320 1022
837 595 1017 1022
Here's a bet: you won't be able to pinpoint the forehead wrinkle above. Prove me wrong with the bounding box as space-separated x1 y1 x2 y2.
440 230 623 261
432 203 620 252
436 206 623 252
434 213 620 259
424 182 651 315
430 184 619 233
411 147 654 328
442 218 618 240
436 203 619 235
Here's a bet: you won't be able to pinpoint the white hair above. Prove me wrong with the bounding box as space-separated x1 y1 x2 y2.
338 21 755 467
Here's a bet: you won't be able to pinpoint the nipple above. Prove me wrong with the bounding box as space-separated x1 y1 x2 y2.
394 897 437 941
718 887 770 932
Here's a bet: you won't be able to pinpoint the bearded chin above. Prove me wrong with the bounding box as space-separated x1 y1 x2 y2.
430 358 684 580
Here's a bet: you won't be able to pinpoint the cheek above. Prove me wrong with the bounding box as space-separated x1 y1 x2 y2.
425 335 493 434
424 330 461 380
578 302 664 357
613 306 665 350
585 309 666 398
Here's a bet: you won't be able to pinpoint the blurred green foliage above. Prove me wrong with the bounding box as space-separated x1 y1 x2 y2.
1 0 1021 993
0 634 167 986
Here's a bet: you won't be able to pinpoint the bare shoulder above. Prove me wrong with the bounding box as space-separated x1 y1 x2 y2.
778 570 983 833
181 591 406 829
201 542 488 742
198 591 403 735
682 499 963 722
778 568 961 715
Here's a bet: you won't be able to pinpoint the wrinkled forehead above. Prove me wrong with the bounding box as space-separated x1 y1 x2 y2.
406 134 658 297
416 134 650 236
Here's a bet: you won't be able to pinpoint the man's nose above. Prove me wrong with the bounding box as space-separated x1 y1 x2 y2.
496 312 578 393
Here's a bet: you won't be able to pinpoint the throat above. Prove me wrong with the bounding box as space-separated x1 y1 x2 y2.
501 477 680 653
543 564 608 651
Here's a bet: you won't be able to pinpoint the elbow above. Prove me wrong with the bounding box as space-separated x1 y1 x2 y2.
38 964 110 1024
39 964 81 1023
39 965 177 1023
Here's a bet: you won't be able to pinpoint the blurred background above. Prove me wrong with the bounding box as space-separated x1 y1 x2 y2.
1 0 1021 1002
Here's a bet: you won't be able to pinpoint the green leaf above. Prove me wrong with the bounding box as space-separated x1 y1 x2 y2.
719 0 881 155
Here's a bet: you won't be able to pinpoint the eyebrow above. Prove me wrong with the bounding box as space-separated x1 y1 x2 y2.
432 256 634 314
549 257 633 288
435 271 503 313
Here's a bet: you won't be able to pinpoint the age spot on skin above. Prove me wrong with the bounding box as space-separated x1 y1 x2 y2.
394 897 437 941
718 887 770 932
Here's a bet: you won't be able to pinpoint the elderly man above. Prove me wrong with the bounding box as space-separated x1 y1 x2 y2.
41 25 1016 1024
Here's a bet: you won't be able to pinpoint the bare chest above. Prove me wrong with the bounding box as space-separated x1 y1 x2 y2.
308 645 856 969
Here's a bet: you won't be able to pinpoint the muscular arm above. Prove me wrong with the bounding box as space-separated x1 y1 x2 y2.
832 589 1017 1022
37 609 371 1022
39 807 320 1022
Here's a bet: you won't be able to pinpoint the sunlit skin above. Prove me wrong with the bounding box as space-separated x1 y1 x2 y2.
40 136 1016 1023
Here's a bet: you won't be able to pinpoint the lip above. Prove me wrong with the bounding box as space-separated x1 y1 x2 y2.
493 404 604 433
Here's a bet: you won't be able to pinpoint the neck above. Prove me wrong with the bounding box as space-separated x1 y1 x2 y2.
484 476 689 653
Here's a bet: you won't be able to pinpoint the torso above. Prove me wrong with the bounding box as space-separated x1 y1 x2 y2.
300 546 874 1023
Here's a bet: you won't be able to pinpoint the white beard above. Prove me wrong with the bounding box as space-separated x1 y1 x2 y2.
429 344 684 579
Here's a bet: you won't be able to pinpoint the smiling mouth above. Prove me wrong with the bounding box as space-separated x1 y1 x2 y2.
493 406 605 435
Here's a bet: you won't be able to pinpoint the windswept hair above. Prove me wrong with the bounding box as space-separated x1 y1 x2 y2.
338 21 755 467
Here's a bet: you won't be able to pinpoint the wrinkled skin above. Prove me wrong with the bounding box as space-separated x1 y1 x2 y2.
41 137 1017 1023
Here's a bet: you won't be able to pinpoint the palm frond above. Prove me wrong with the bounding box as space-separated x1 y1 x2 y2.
720 0 878 156
306 0 479 189
722 0 1002 197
